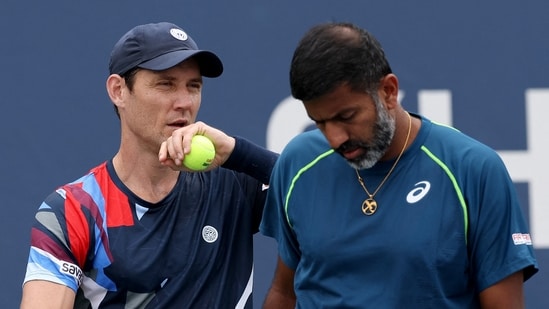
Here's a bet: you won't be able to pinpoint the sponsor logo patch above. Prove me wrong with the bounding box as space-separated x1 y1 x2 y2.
512 233 532 245
60 262 83 285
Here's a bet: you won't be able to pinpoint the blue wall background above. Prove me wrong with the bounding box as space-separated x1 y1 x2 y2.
1 1 547 307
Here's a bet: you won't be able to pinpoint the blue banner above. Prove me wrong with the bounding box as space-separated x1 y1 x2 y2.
1 1 547 307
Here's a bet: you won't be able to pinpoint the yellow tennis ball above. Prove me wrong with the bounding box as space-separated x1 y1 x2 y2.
183 135 216 171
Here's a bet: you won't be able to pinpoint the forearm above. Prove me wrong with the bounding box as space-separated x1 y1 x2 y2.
221 136 278 184
263 287 296 309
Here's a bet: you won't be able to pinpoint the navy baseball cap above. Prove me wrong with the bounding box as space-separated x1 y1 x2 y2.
109 22 223 77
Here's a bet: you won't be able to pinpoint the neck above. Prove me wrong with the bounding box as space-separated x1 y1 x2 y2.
112 148 180 203
382 111 416 161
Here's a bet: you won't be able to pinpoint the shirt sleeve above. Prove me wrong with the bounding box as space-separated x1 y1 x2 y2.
23 189 85 292
465 149 538 291
221 136 279 185
259 148 302 270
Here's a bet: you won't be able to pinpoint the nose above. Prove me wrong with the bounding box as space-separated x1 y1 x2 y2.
322 122 348 149
173 90 199 110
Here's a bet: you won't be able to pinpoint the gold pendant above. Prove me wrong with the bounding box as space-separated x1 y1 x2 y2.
362 198 377 215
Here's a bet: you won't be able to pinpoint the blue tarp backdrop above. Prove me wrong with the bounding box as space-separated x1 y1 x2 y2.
1 1 547 307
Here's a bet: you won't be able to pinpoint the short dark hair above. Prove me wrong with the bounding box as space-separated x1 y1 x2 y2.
122 67 141 91
290 22 392 101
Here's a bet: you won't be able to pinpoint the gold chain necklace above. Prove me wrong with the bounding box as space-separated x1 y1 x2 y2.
355 112 412 215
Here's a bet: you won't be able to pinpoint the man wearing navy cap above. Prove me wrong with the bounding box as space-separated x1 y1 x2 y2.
20 22 278 309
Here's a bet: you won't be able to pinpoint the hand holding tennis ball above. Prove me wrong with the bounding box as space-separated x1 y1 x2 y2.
183 135 216 171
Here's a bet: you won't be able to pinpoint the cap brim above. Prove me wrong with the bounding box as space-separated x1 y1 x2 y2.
138 50 223 78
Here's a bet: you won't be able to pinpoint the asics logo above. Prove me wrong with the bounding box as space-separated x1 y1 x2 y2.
406 181 431 204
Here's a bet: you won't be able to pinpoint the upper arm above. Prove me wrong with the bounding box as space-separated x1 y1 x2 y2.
478 271 525 309
263 256 296 309
21 280 76 309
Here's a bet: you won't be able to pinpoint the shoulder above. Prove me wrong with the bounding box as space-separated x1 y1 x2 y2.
280 129 334 162
420 116 501 161
45 162 110 209
271 129 342 185
417 117 509 182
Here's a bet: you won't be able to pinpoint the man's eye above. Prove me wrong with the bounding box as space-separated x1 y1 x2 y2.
339 112 354 121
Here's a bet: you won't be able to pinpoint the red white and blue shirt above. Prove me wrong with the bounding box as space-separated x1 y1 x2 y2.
24 137 277 308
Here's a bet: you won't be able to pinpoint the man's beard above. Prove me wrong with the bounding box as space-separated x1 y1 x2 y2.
336 95 395 169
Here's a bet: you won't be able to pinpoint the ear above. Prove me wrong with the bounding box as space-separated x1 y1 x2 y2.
379 74 399 109
106 74 126 109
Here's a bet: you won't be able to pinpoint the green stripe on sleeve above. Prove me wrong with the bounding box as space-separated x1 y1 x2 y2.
284 149 335 228
420 145 469 244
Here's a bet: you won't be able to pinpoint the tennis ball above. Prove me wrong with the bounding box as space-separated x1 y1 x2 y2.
183 135 216 171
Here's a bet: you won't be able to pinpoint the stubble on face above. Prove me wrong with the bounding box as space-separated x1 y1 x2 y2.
336 94 395 169
125 61 202 149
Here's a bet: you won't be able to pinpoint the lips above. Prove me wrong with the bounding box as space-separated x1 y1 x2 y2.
342 147 362 160
168 119 187 128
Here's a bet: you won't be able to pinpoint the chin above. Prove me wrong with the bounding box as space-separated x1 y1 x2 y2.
346 158 374 170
